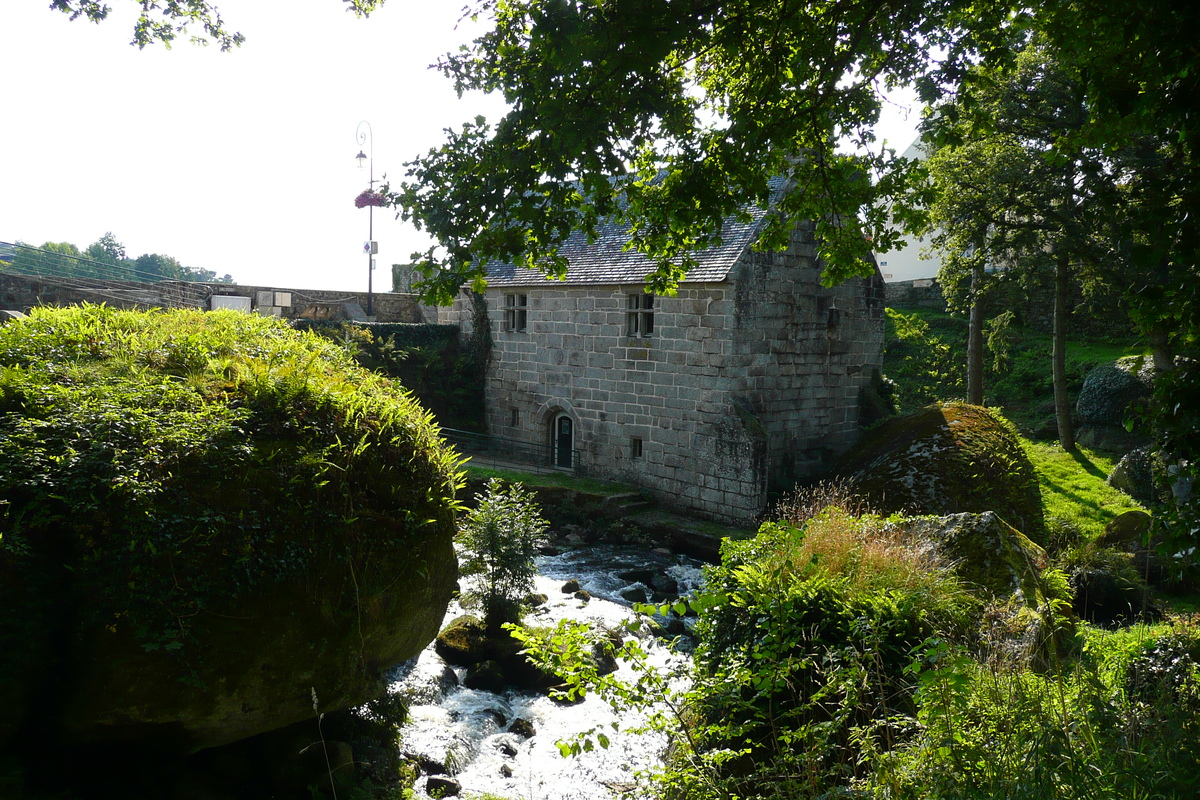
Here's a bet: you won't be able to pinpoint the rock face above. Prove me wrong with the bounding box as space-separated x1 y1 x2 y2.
832 403 1047 544
0 307 461 752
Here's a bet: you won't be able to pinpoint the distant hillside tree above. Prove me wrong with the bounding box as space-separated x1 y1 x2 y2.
4 238 234 284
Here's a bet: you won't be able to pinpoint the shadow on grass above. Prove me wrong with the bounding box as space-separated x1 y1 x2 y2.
1071 448 1108 480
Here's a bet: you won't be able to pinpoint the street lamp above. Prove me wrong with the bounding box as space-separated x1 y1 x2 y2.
356 120 376 318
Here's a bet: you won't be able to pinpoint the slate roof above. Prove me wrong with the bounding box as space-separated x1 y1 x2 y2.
485 177 790 288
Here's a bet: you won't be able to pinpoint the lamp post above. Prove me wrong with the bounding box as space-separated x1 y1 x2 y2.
355 120 375 318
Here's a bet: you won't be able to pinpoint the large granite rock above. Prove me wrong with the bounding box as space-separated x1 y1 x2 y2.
1107 448 1163 507
0 307 461 752
1075 360 1154 452
1076 360 1153 426
832 403 1047 544
893 512 1051 602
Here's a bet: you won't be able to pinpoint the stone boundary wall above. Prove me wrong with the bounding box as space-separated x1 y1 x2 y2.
0 272 433 323
885 277 945 310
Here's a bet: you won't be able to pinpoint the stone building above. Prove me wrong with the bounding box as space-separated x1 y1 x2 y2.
435 190 887 524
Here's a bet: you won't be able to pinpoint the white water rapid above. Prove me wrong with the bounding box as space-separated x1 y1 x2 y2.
389 545 706 800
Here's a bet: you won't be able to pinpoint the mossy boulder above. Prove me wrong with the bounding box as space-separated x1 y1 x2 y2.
0 306 461 752
434 615 615 692
1107 448 1164 508
1075 360 1154 452
1076 359 1152 426
893 512 1051 601
434 615 493 666
832 402 1046 544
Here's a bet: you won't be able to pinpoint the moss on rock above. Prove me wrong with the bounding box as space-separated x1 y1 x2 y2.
435 615 491 666
0 306 462 751
833 402 1046 544
893 512 1050 602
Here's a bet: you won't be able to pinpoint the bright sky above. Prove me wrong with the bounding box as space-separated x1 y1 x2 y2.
0 1 921 292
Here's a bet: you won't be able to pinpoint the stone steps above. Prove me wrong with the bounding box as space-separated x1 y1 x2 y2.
600 491 655 517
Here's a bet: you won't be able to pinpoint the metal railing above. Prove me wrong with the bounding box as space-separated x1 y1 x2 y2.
440 428 579 474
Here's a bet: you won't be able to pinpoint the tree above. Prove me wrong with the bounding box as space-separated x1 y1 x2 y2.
390 0 1021 303
923 41 1120 451
48 0 385 49
133 252 235 283
458 479 549 631
6 241 84 279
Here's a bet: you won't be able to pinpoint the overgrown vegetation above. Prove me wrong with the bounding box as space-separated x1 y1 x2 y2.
0 305 460 655
836 402 1048 544
295 321 487 432
0 305 463 790
523 505 1200 800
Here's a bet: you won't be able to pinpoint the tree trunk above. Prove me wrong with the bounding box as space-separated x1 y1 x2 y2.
1053 251 1076 451
967 260 985 405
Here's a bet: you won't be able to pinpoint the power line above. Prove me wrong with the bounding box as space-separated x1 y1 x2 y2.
0 241 210 309
0 240 224 285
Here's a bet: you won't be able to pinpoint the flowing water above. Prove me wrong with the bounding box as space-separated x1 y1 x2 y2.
390 545 706 800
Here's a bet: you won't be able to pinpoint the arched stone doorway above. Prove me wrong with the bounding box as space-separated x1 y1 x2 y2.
551 412 574 469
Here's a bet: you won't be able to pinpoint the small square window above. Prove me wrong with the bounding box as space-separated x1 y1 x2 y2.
630 437 643 459
504 294 527 331
626 293 654 337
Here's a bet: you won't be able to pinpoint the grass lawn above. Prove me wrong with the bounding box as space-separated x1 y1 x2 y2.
1023 440 1146 540
462 463 634 496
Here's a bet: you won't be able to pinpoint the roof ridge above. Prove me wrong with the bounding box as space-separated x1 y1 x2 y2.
485 176 790 288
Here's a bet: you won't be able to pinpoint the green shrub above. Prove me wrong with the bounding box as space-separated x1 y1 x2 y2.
867 622 1200 799
295 320 487 431
458 479 549 631
519 509 980 800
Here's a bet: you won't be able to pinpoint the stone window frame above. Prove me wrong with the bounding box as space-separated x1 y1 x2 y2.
504 293 528 332
630 437 644 459
626 292 654 337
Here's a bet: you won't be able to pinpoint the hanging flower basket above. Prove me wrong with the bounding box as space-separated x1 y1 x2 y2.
355 190 386 208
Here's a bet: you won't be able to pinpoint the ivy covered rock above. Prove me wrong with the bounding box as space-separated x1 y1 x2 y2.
1076 359 1152 427
0 306 462 751
1107 448 1163 507
832 403 1047 544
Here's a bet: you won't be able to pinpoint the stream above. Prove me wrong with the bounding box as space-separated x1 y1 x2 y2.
388 545 706 800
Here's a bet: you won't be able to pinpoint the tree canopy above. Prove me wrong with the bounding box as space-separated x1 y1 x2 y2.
391 0 1018 302
48 0 385 49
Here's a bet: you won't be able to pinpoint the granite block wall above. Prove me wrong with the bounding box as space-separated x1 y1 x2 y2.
438 225 885 524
